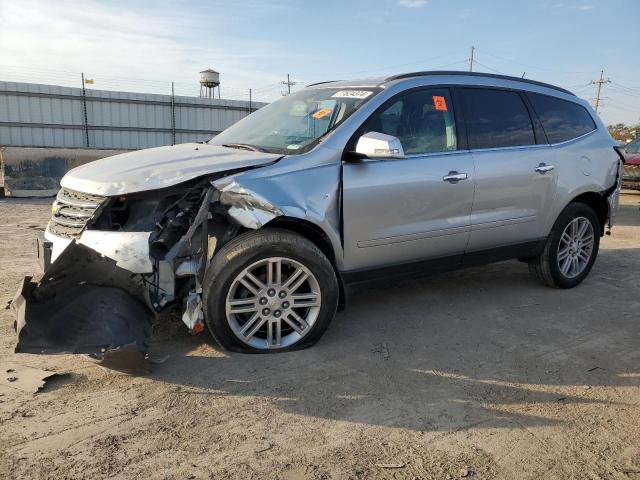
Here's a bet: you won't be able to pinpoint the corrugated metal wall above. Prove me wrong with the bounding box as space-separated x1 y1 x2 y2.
0 81 264 150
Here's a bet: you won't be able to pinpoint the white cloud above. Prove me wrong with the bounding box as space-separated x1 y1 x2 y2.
551 3 594 10
0 0 292 100
398 0 428 8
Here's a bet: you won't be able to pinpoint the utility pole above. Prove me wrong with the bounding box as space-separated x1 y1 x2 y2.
171 82 176 146
80 73 90 148
281 74 297 96
469 46 475 72
589 69 611 114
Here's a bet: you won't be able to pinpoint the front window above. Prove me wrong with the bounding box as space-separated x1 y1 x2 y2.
210 87 380 154
362 88 457 155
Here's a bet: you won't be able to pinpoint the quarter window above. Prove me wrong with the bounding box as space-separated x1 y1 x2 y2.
461 88 536 149
528 93 596 143
363 89 457 155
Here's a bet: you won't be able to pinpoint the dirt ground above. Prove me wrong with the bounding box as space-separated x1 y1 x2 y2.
0 193 639 480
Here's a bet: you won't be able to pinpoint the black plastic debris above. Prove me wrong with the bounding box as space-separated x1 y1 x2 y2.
12 242 153 371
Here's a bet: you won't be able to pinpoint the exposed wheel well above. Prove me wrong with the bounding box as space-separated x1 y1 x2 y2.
265 216 346 310
569 192 608 236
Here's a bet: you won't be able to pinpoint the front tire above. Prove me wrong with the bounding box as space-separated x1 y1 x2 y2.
202 228 339 353
528 203 600 288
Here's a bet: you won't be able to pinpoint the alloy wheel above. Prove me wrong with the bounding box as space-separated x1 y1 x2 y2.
225 257 322 350
557 216 595 279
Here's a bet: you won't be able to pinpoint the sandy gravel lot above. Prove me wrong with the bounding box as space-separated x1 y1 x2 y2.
0 193 639 480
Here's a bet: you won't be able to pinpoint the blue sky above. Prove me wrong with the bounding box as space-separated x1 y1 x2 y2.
1 0 639 124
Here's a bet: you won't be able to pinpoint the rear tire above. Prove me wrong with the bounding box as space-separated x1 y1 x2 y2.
528 203 600 288
202 228 339 353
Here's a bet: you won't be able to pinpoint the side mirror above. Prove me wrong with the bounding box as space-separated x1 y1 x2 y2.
354 132 405 159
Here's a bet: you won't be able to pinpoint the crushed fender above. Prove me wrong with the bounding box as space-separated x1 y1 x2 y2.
212 177 283 229
12 242 153 370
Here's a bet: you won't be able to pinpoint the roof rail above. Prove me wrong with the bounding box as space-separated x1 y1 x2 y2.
385 71 575 96
305 80 343 87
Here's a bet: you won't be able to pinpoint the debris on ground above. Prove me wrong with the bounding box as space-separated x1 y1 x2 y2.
0 363 64 393
374 462 406 469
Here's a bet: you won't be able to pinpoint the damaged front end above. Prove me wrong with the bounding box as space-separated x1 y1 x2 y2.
11 169 290 369
12 154 341 370
12 178 220 368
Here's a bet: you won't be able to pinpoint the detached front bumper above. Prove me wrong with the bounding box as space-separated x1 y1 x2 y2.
12 241 154 371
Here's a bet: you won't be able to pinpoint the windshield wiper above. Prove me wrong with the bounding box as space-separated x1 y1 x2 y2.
221 143 265 152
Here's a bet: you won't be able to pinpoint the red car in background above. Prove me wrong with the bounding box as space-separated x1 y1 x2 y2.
623 138 640 190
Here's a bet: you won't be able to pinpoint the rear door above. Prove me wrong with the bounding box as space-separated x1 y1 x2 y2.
459 87 557 252
342 87 475 272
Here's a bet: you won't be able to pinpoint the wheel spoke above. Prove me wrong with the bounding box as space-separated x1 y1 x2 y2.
558 247 571 261
286 310 309 333
283 267 303 289
292 293 320 308
246 271 266 290
267 259 282 287
288 272 309 293
240 313 266 338
229 298 258 314
560 256 572 275
570 219 578 238
561 232 572 245
267 320 282 347
576 220 589 240
578 249 590 262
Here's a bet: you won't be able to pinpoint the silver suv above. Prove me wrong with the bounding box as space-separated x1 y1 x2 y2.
14 71 624 359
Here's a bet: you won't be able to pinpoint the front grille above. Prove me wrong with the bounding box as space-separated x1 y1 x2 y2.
49 188 106 239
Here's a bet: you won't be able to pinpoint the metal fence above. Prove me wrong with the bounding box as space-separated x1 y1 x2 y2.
0 81 266 150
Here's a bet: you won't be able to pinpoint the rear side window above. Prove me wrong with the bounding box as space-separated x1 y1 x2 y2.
461 88 535 149
363 88 457 155
528 93 596 143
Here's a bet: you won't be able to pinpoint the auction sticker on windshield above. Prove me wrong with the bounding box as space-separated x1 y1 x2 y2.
312 108 332 119
331 90 373 99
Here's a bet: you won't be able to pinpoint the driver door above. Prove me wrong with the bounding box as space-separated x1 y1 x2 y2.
342 87 475 273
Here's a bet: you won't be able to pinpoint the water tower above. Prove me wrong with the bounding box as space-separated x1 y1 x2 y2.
199 69 220 99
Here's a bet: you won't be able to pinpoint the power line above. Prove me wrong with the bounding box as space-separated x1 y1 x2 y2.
327 51 460 77
473 60 507 75
477 48 596 75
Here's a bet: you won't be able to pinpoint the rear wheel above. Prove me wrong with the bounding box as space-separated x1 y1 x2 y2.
528 203 600 288
202 228 339 353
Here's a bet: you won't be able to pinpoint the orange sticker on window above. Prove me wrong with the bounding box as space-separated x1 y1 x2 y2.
433 95 448 111
312 108 332 119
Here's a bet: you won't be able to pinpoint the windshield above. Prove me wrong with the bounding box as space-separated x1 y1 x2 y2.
626 138 640 154
209 87 380 154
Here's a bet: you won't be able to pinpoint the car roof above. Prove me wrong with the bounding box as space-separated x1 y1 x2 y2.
306 71 574 97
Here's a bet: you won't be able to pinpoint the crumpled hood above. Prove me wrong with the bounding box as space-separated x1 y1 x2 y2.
60 143 282 196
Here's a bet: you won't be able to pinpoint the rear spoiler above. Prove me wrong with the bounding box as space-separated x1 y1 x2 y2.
613 146 626 164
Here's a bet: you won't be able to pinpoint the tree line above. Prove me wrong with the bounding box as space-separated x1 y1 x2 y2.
608 123 639 143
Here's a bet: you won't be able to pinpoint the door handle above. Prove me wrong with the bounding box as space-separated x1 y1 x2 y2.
535 163 555 174
442 171 468 183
